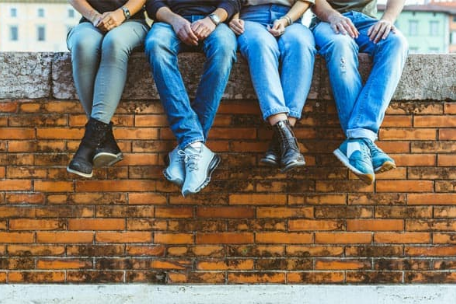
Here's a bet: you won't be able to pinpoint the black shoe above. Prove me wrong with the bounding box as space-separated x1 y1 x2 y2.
67 117 110 178
273 120 305 172
260 131 280 167
93 122 123 168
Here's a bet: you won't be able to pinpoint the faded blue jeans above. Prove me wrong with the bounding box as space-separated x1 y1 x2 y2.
145 16 237 149
312 11 408 141
238 4 316 121
67 20 149 124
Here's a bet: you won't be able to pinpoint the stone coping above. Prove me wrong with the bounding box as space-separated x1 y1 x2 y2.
1 52 456 101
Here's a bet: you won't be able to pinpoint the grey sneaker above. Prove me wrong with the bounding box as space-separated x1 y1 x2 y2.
163 146 185 187
181 144 220 197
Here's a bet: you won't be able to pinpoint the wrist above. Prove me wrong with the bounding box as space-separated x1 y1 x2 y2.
279 15 292 26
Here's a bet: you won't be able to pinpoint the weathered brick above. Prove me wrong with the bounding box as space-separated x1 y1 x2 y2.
287 271 345 283
347 220 404 231
95 232 152 243
256 232 312 244
228 272 285 283
197 233 253 244
374 232 430 244
315 233 372 244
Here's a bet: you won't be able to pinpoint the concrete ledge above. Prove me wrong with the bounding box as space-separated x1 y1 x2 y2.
1 284 456 304
1 52 456 101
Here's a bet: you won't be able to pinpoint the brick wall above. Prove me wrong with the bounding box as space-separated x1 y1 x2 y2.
1 53 456 284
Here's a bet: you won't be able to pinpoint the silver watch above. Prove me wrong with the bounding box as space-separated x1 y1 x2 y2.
121 6 131 20
208 13 221 26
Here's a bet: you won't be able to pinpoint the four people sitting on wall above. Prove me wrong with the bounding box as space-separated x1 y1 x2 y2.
66 0 409 194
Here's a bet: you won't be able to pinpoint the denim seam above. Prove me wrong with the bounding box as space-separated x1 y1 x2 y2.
262 106 290 121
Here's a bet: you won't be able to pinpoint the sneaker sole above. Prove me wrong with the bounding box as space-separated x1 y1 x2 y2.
182 154 221 197
333 149 375 185
280 158 306 173
67 166 93 178
260 158 279 167
163 154 184 187
375 161 396 174
93 152 123 168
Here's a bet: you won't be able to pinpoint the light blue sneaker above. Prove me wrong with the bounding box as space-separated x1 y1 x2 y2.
333 138 375 185
181 143 220 197
163 146 185 187
365 139 396 173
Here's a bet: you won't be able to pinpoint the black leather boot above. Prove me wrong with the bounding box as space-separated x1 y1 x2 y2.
93 122 123 168
67 117 110 178
273 120 305 172
260 131 280 167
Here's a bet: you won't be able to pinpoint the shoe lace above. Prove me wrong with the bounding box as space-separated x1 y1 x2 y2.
364 139 380 157
176 150 186 163
183 149 202 172
360 139 372 158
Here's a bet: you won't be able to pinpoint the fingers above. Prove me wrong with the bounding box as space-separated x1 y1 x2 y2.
267 21 286 37
191 19 214 40
178 23 198 46
329 16 358 38
229 19 244 35
367 20 393 43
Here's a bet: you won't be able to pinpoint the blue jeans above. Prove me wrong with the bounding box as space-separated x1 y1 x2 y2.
145 16 237 149
312 11 408 141
67 20 149 124
238 4 316 121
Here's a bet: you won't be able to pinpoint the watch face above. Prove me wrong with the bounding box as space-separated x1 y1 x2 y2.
210 14 220 25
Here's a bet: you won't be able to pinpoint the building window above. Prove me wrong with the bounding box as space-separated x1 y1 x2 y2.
428 47 440 54
10 8 17 17
451 31 456 44
430 21 439 36
37 26 46 41
38 8 45 17
68 8 75 18
10 26 19 41
409 20 418 36
453 16 456 22
409 47 419 54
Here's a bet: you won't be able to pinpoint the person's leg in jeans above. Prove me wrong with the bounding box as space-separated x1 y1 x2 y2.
313 12 408 184
66 20 148 177
346 12 408 173
145 21 221 196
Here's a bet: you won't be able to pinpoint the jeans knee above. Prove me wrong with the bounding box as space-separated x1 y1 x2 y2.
102 34 131 60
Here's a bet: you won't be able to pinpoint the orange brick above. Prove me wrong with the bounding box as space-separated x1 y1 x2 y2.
34 181 73 192
405 246 456 256
197 259 254 270
414 116 456 127
438 155 456 166
96 232 152 243
374 232 430 244
5 193 45 204
154 233 193 244
0 180 32 191
315 232 372 244
37 259 92 269
379 128 436 140
76 180 156 192
440 129 456 140
228 272 285 283
315 260 371 270
392 154 436 167
408 194 456 205
289 194 346 205
196 233 253 244
9 219 66 230
129 193 167 205
0 128 35 139
433 233 456 244
8 271 65 283
126 245 166 256
229 194 287 205
68 219 125 231
197 207 254 218
376 180 433 193
256 232 312 244
257 207 313 218
150 260 190 270
37 232 93 244
0 232 34 243
289 220 344 231
135 115 169 127
347 220 404 231
167 272 225 284
287 271 345 283
155 207 192 218
7 245 65 256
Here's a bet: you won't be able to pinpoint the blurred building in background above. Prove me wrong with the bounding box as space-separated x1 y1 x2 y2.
0 0 80 52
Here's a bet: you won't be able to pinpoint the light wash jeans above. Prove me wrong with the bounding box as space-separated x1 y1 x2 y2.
238 4 316 121
145 16 237 149
312 11 408 141
67 20 149 124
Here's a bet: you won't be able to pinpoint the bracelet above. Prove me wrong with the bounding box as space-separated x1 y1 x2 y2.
280 15 293 26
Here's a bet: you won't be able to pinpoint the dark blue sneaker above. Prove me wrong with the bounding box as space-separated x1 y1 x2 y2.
365 139 396 173
333 138 375 185
163 146 185 187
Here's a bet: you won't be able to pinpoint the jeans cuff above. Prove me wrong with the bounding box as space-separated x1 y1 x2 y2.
346 128 377 142
262 107 290 121
180 137 205 150
288 110 302 120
